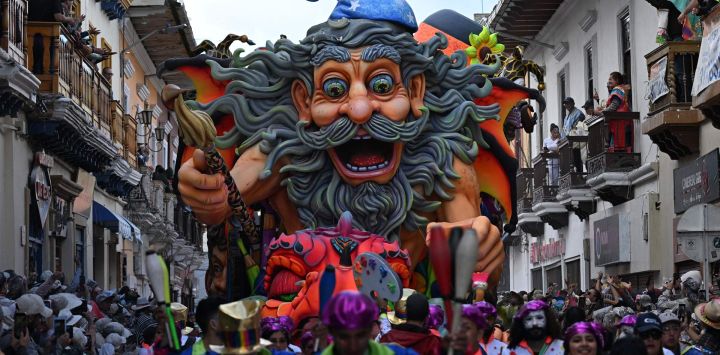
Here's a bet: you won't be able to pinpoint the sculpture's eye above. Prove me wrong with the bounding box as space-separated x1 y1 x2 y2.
369 74 394 95
323 78 348 98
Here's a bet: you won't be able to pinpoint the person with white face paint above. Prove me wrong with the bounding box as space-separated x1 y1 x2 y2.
503 300 564 355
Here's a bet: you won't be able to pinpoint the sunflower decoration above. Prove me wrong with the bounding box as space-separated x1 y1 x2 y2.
465 26 505 65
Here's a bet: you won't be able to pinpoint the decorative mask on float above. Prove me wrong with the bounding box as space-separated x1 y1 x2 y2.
261 212 411 324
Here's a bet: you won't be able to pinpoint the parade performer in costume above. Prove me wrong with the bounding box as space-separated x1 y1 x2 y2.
448 303 488 355
426 304 445 337
475 301 507 354
261 316 301 353
209 299 272 355
563 322 604 355
381 292 442 355
504 300 564 355
321 291 416 355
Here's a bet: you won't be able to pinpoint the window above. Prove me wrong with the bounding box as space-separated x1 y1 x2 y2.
54 239 62 271
101 38 112 72
559 71 567 127
71 0 81 18
620 11 633 109
546 265 562 291
532 268 543 291
566 259 581 289
585 44 594 103
75 227 85 275
88 23 97 47
28 203 44 276
122 254 127 284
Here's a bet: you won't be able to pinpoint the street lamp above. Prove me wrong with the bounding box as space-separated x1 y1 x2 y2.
154 125 166 142
137 108 167 152
137 109 153 126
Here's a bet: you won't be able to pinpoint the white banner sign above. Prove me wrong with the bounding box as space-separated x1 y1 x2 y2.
692 12 720 96
648 57 670 103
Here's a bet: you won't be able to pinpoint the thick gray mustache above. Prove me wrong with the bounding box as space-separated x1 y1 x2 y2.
296 110 430 150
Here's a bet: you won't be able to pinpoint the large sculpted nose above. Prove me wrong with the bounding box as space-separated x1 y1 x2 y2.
340 82 375 125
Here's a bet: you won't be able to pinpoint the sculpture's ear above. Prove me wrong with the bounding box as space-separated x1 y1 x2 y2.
291 80 312 122
408 74 426 117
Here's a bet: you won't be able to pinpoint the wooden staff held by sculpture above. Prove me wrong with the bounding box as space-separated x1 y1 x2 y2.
165 86 258 241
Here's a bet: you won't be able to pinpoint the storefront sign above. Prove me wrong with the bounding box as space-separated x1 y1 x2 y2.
30 164 52 229
648 57 670 103
692 10 720 96
531 239 565 264
673 149 720 214
594 214 631 266
35 151 54 168
73 170 96 218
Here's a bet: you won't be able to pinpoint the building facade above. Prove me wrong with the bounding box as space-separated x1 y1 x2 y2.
0 0 204 302
488 0 720 292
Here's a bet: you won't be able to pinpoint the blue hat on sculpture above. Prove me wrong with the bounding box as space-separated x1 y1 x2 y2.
329 0 418 31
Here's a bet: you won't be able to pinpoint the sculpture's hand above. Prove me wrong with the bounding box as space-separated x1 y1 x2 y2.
177 149 230 225
426 216 504 285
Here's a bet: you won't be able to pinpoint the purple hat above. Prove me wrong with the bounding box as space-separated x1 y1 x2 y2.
261 316 294 337
426 304 445 330
321 291 378 331
514 300 549 321
462 304 488 329
617 314 637 328
300 332 314 347
564 322 605 349
474 301 497 318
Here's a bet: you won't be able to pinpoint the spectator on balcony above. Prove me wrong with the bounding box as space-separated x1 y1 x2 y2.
543 124 561 186
593 72 630 115
28 0 84 26
593 72 633 153
562 97 586 137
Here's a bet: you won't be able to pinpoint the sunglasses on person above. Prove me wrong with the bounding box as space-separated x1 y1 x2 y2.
639 330 662 340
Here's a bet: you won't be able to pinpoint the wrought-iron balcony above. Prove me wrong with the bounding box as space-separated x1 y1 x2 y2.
642 41 703 159
556 136 595 220
586 111 645 205
531 152 568 229
516 167 543 236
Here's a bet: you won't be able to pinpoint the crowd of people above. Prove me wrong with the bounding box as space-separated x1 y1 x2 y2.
4 256 720 355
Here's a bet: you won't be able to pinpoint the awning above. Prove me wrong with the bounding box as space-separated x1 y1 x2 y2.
92 201 135 241
122 215 143 245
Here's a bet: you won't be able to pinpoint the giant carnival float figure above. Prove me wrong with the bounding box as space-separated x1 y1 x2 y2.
161 0 545 324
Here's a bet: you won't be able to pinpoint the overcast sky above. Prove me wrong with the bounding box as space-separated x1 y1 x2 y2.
183 0 499 52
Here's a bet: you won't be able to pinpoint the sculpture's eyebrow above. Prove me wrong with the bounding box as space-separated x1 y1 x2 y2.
311 45 351 66
360 44 401 64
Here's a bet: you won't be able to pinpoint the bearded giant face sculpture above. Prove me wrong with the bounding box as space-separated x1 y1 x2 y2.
168 0 542 318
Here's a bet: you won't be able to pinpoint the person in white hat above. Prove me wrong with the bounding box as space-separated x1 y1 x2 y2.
12 293 53 354
658 311 685 355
